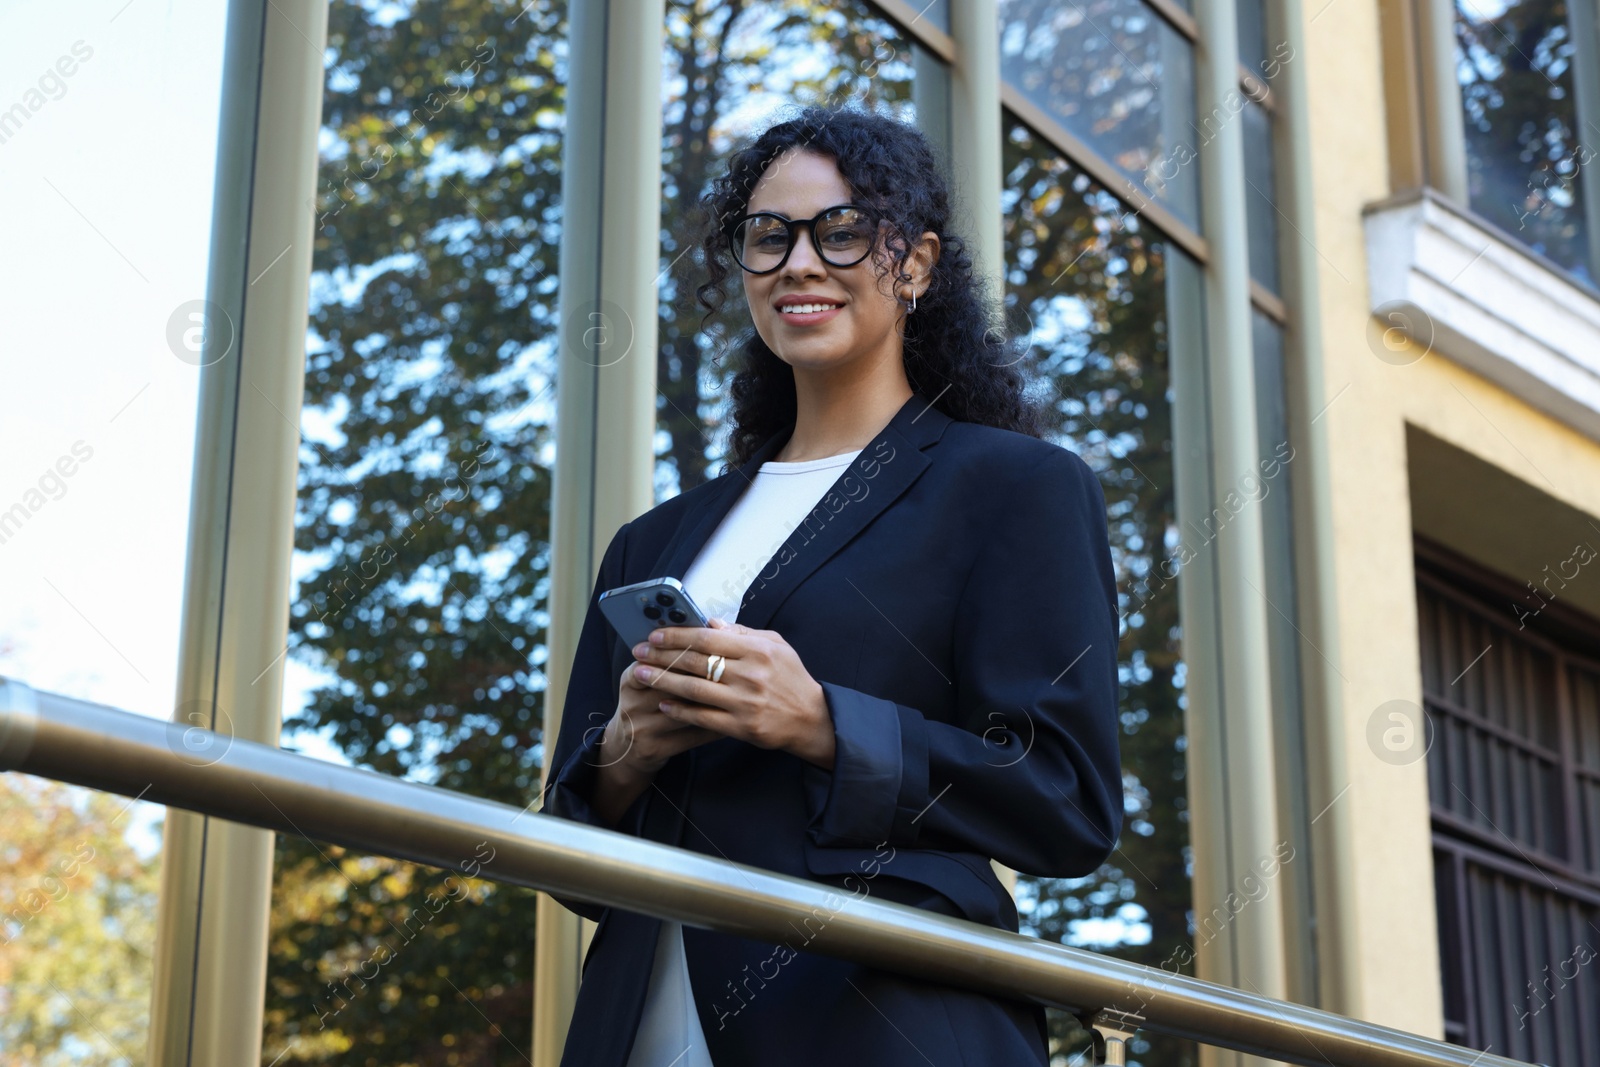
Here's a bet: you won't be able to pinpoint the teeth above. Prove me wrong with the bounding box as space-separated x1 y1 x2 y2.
779 303 841 314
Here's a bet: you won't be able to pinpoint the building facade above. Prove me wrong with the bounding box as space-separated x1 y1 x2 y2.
11 0 1599 1063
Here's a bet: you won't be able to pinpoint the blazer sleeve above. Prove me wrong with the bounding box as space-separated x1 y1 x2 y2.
537 519 648 922
804 446 1124 879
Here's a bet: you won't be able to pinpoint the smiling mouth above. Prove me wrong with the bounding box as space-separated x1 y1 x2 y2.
777 302 844 316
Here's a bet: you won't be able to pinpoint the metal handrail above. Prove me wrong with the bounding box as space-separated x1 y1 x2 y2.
0 678 1535 1067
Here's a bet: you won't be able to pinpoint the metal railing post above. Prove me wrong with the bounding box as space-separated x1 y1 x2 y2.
1080 1009 1146 1066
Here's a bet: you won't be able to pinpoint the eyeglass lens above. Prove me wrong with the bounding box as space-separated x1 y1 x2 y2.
732 207 874 273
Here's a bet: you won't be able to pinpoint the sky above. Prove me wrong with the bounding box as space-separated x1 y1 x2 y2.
0 1 342 858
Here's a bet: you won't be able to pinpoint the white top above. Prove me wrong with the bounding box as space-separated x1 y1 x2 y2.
624 446 861 1067
679 448 864 624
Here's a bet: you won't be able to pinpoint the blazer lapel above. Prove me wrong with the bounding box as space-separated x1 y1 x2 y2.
649 389 954 632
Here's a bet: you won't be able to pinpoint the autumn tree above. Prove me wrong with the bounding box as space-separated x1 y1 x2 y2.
0 777 159 1067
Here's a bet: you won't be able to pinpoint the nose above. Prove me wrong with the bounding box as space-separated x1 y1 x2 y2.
781 222 827 278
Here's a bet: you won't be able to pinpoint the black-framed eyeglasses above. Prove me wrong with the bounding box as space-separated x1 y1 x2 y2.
726 204 879 275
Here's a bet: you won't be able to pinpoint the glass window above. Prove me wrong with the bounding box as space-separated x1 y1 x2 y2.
656 0 927 495
1237 0 1268 76
998 0 1202 231
1242 99 1280 293
0 2 226 1060
1001 116 1196 1067
912 39 954 170
921 0 953 34
1250 309 1318 1002
1454 0 1594 283
266 2 567 1058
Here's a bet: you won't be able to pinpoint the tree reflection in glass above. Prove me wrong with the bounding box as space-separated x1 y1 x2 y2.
1455 0 1594 283
1002 118 1195 1067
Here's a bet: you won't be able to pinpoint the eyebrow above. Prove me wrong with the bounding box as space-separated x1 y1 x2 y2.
743 203 851 218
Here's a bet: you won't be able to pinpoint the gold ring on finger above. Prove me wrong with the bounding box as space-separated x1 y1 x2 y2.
705 653 726 683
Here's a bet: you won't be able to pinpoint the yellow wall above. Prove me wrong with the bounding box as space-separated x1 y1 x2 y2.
1302 0 1600 1035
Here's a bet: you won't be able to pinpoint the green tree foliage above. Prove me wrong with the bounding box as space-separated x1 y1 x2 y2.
0 777 159 1067
267 0 564 1060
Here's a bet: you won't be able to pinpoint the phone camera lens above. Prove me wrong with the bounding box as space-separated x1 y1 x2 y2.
655 592 676 607
668 608 687 623
643 605 661 620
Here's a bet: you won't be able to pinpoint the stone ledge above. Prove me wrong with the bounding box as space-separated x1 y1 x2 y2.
1362 186 1600 442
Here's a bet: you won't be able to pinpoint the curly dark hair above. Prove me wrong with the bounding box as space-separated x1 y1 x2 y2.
693 105 1046 473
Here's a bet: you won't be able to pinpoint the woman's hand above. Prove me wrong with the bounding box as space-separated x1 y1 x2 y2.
587 617 835 827
588 654 724 827
629 617 836 770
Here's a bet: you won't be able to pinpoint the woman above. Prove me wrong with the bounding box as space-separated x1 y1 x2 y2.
540 105 1123 1067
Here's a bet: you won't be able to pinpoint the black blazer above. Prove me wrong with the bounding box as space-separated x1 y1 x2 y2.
541 390 1123 1067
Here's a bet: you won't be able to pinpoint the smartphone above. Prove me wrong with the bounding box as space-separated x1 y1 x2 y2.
598 576 712 649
